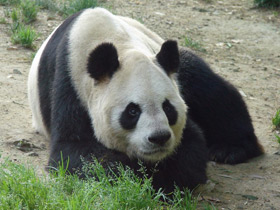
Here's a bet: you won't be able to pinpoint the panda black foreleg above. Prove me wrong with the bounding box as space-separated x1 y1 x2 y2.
48 72 134 176
178 48 264 164
48 140 134 177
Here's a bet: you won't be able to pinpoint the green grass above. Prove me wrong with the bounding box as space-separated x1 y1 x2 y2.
35 0 59 12
184 36 207 53
201 0 213 3
21 0 39 23
0 157 211 209
34 0 103 16
0 0 21 6
0 17 7 24
272 109 280 129
273 109 280 144
2 0 103 49
254 0 280 8
3 0 39 48
275 135 280 144
60 0 100 17
10 8 20 23
11 24 38 48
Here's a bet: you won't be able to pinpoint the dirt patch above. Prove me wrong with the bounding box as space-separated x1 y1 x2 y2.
0 0 279 208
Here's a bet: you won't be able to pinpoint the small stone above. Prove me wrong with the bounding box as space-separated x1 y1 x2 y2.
274 150 280 155
7 46 19 51
28 152 39 157
13 69 22 75
231 39 243 44
239 90 247 97
13 139 41 153
154 12 165 16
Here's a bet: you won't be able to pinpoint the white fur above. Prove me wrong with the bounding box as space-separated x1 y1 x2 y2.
28 26 60 138
68 8 187 162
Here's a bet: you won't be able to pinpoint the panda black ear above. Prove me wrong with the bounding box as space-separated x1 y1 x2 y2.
156 40 179 75
87 43 119 81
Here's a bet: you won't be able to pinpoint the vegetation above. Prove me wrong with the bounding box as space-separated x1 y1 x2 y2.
35 0 101 16
35 0 58 11
21 0 39 23
2 0 38 49
0 0 21 6
201 0 213 3
254 0 280 8
60 0 100 17
272 109 280 129
184 36 207 53
272 109 280 144
11 24 38 48
0 157 213 209
1 0 103 49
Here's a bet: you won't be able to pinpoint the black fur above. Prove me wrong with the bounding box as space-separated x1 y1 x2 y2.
119 102 141 130
87 43 119 81
156 40 179 75
34 10 263 194
178 48 264 164
38 10 83 131
162 99 178 126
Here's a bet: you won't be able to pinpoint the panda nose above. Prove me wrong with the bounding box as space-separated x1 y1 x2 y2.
148 131 171 146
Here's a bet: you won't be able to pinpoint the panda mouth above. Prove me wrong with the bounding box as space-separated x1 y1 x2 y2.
140 148 168 156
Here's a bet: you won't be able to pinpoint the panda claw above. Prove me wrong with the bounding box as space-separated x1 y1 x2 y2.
208 145 248 164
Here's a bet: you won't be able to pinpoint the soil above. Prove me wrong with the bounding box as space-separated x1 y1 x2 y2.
0 0 279 209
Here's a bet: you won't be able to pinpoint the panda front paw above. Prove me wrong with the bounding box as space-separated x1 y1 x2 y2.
208 144 248 164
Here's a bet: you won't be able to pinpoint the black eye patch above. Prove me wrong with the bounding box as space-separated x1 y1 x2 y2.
162 99 178 125
119 102 141 130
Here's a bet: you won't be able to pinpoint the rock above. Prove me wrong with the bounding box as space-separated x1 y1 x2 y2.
13 69 22 75
274 150 280 155
28 152 39 157
154 12 165 17
239 90 247 97
6 46 19 51
242 194 258 200
13 139 41 152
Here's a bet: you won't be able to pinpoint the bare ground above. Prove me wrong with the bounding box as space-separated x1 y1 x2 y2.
0 0 280 209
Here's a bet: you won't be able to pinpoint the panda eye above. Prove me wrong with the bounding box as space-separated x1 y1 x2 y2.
119 103 141 130
128 107 140 117
162 99 178 126
163 103 171 113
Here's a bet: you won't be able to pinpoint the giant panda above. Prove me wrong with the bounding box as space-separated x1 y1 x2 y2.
28 8 263 193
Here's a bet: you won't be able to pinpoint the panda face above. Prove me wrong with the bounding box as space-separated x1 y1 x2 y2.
89 50 187 162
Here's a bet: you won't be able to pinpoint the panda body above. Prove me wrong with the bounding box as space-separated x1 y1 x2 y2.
28 8 263 192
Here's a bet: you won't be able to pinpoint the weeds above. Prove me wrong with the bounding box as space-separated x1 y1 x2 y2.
254 0 280 8
0 17 7 24
21 0 39 23
10 8 20 23
272 109 280 144
0 158 210 209
184 36 207 53
0 0 21 6
1 0 103 49
3 0 39 48
34 0 102 16
60 0 99 17
272 109 280 129
35 0 58 11
11 24 38 48
201 0 213 3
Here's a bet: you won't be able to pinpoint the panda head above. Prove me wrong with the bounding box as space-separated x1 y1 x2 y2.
86 40 187 162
